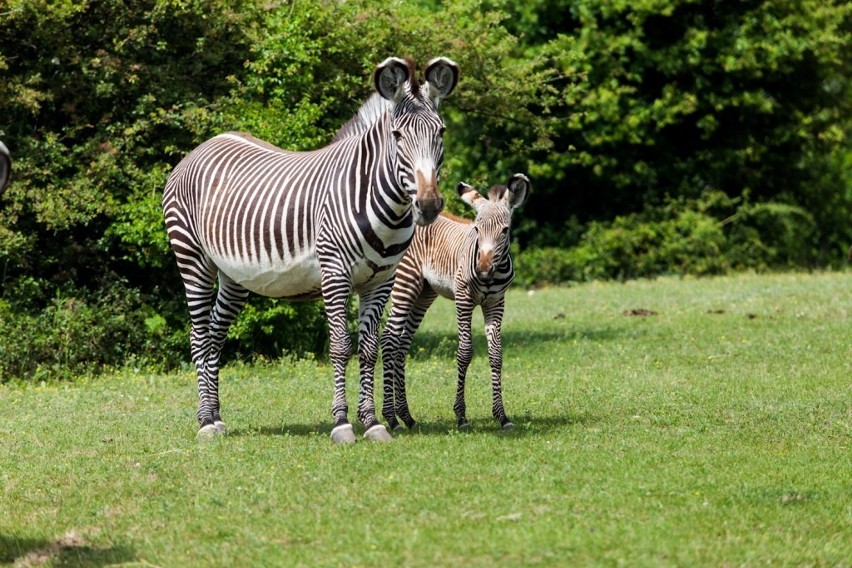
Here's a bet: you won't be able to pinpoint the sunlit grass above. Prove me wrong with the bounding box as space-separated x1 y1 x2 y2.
1 271 849 566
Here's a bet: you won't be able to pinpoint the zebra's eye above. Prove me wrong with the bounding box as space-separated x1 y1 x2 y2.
501 227 509 236
392 130 403 141
438 126 446 137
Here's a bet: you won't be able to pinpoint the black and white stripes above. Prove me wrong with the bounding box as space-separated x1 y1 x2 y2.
163 57 458 443
381 173 530 430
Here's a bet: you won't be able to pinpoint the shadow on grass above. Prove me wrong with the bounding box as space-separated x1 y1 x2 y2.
0 534 135 567
390 411 598 438
227 411 595 440
406 326 624 360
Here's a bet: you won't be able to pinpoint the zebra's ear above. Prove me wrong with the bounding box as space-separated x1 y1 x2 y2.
504 173 530 210
424 57 459 106
457 182 484 210
374 57 411 103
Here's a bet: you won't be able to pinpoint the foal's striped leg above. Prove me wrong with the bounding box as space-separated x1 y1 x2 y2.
483 300 512 429
453 301 476 429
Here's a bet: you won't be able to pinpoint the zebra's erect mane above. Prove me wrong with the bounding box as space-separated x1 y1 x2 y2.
332 58 422 142
332 93 393 142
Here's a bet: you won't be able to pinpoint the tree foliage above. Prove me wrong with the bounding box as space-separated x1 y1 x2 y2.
0 0 849 381
497 0 851 261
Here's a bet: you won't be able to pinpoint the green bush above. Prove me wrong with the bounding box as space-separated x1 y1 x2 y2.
513 191 818 285
0 281 183 382
225 298 331 362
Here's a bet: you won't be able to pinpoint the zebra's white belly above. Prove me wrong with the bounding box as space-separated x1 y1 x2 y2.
423 266 456 300
215 252 323 299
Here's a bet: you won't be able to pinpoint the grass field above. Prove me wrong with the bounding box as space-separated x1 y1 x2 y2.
1 271 850 567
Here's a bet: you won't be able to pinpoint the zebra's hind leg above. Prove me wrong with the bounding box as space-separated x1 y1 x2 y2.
380 286 434 431
197 272 249 437
171 246 220 439
395 289 437 430
380 327 404 432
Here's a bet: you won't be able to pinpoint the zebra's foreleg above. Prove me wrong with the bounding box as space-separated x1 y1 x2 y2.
357 284 393 442
484 301 512 429
322 276 357 444
454 302 475 429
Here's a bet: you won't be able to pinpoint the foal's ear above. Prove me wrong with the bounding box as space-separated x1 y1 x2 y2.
457 182 485 210
503 173 530 210
424 57 459 106
374 57 411 103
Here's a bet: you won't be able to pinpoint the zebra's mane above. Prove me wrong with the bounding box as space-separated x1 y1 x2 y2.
332 59 422 142
488 184 507 201
332 93 393 142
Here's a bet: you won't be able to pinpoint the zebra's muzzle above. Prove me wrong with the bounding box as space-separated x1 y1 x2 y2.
413 195 444 226
477 250 496 282
413 170 444 225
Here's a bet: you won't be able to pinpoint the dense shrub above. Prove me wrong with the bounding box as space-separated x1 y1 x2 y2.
0 281 181 381
513 191 818 286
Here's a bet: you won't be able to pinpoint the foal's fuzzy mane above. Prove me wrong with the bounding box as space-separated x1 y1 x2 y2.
487 184 507 201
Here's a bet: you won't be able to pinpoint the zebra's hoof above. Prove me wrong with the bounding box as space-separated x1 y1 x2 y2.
214 420 227 435
392 423 405 432
364 424 393 442
197 423 220 440
458 422 472 431
502 421 515 431
330 424 357 445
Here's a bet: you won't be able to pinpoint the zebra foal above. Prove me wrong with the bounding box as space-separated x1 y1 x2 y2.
163 57 458 443
381 173 530 431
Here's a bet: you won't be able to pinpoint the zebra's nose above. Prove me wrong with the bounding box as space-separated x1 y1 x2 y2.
477 250 495 281
413 170 444 225
413 194 443 226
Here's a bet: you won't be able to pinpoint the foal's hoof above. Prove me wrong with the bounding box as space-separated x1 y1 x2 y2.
502 421 515 431
458 421 472 431
214 420 227 435
364 424 393 442
330 424 357 445
197 423 220 440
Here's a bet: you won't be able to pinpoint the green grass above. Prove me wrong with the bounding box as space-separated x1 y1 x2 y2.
1 271 850 567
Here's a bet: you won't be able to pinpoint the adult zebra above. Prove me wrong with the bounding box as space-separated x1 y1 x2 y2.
163 57 459 443
381 174 530 431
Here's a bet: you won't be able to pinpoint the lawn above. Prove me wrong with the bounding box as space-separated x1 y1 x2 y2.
1 271 850 567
